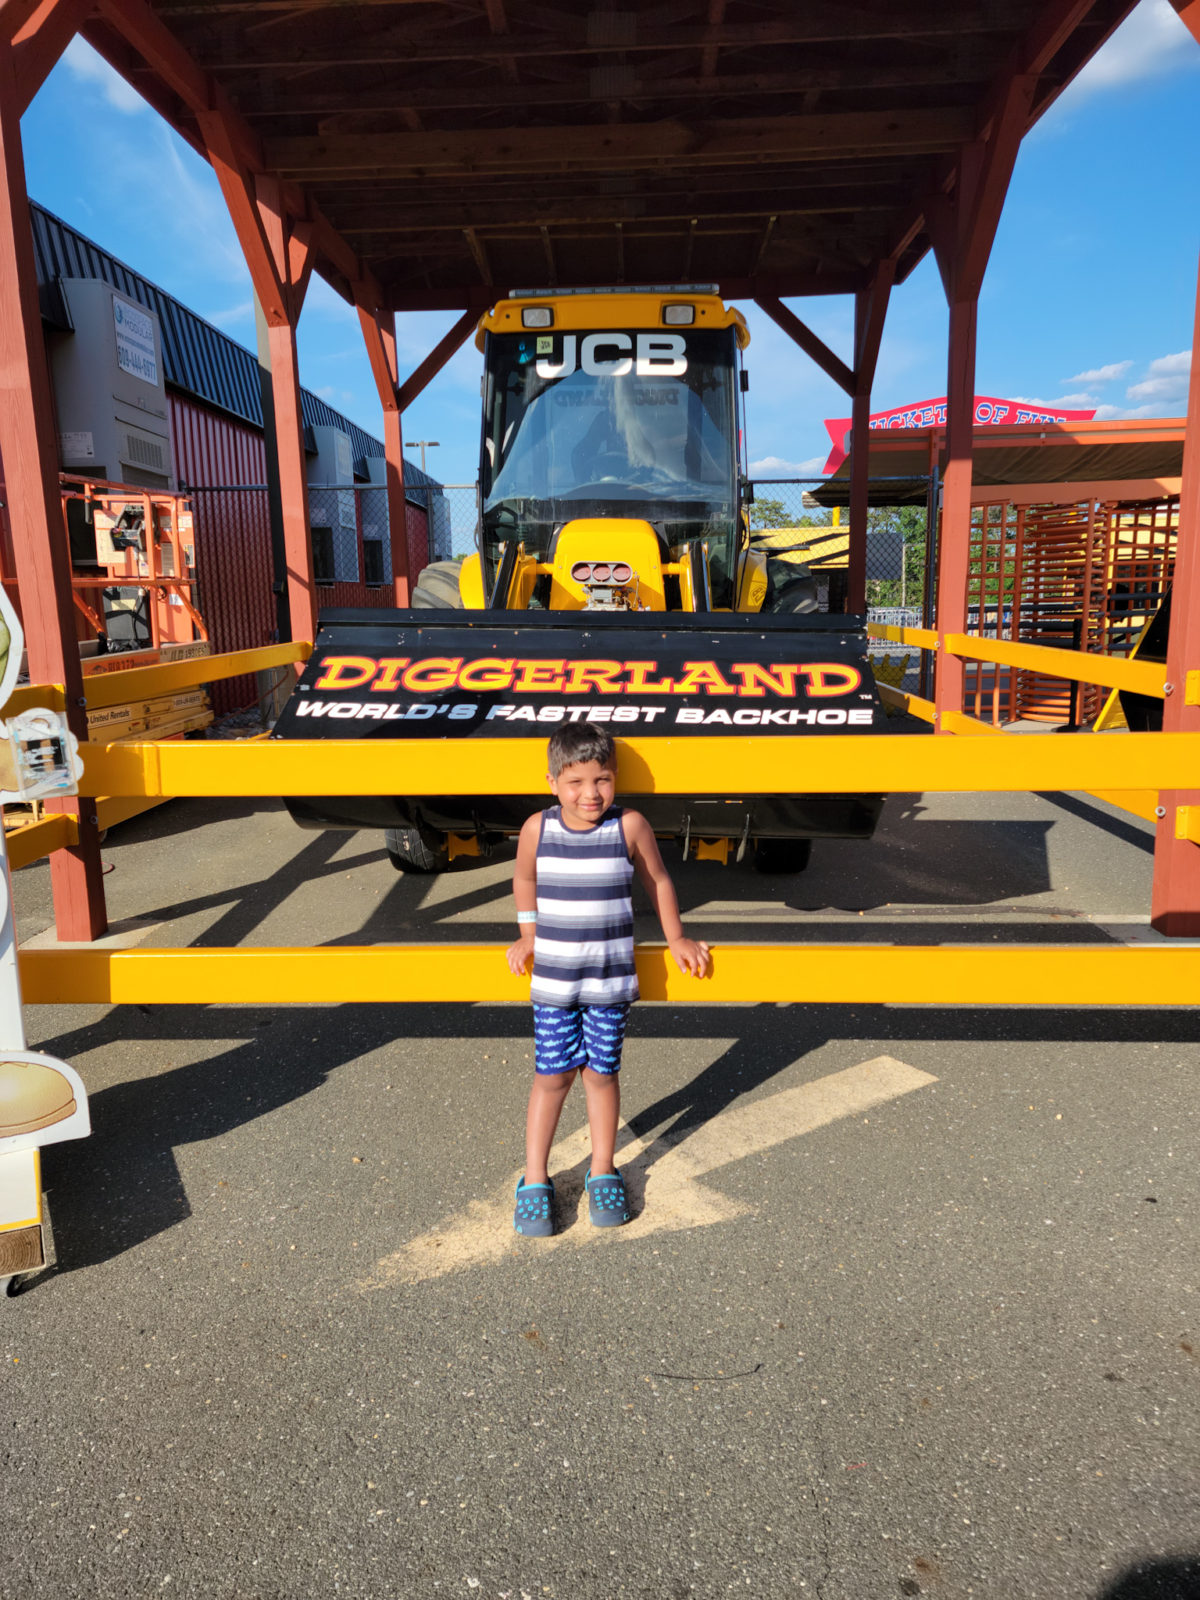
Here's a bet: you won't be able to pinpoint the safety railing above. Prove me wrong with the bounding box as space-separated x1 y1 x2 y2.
1 642 311 868
4 631 1198 1008
868 623 1176 822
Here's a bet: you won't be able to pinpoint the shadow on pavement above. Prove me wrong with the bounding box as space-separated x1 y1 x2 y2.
31 1000 1200 1282
1094 1557 1200 1598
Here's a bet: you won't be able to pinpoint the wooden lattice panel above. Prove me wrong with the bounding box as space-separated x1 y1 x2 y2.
959 494 1177 726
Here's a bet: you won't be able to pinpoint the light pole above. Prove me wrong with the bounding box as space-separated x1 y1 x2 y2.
406 439 440 476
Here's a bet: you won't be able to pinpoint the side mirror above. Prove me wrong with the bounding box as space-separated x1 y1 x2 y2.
741 478 755 506
739 370 750 393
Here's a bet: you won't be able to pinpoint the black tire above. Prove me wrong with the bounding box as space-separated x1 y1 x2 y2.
385 825 449 873
752 838 812 874
768 574 819 614
411 561 463 609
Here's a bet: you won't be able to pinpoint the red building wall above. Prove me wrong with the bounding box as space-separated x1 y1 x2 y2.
170 393 429 714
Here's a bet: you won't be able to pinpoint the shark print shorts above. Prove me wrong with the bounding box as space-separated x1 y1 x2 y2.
531 1003 631 1077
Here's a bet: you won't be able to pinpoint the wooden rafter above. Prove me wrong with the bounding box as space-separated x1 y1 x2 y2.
264 109 973 177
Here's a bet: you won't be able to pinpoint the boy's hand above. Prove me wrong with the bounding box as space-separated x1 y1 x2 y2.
506 933 536 976
669 936 712 978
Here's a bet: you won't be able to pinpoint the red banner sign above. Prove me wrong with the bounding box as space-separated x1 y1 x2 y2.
821 394 1097 474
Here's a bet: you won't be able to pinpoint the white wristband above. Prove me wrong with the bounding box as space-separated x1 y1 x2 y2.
516 911 537 925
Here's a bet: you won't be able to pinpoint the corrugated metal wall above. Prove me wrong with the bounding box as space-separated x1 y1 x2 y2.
171 394 431 715
171 396 275 714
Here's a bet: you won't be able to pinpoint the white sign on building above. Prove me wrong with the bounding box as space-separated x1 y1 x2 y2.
113 295 158 386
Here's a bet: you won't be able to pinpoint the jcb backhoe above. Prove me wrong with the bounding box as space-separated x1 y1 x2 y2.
273 287 883 872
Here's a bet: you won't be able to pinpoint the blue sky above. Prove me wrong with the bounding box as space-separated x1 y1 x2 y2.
21 0 1200 488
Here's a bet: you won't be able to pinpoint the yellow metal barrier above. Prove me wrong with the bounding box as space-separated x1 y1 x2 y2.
867 623 939 649
74 731 1200 798
942 633 1166 697
2 683 67 717
83 642 310 710
4 812 77 870
867 624 1166 697
16 943 1200 1007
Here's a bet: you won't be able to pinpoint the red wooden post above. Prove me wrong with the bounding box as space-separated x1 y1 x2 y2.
358 304 412 606
934 294 978 727
847 387 871 614
1150 249 1200 935
0 39 106 938
266 317 318 642
847 264 893 615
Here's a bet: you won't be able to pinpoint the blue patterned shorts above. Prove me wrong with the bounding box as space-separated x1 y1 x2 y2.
532 1003 630 1077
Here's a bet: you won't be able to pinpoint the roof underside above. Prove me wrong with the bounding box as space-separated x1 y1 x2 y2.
84 0 1138 312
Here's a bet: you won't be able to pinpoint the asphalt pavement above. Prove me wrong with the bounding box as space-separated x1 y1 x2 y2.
3 785 1198 1600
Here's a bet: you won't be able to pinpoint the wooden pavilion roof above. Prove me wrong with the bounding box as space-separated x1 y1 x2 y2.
81 0 1140 312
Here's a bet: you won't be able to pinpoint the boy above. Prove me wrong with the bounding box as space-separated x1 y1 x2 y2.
505 723 712 1236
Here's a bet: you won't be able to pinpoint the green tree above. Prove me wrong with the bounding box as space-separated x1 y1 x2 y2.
748 496 791 530
864 505 926 610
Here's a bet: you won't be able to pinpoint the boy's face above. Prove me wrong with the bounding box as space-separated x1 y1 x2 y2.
548 759 616 826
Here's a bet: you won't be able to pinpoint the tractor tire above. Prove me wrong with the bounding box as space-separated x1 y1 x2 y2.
411 561 464 609
768 574 819 614
385 825 449 873
752 838 812 875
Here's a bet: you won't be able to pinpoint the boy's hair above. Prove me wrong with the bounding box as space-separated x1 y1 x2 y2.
547 722 617 778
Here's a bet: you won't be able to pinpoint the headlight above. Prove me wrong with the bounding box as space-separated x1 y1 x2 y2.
521 306 553 328
663 303 695 325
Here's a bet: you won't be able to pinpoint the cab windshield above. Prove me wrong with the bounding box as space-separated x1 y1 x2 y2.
480 326 739 604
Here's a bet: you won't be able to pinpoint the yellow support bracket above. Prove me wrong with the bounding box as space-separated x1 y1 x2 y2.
1 683 67 717
1176 806 1200 845
3 812 77 870
16 943 1200 1008
83 642 310 710
73 730 1200 799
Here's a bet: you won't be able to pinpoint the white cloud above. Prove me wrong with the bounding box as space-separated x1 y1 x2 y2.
1007 393 1098 408
1070 0 1199 94
1066 361 1132 384
747 455 826 478
61 38 146 115
1126 348 1191 403
1145 349 1192 376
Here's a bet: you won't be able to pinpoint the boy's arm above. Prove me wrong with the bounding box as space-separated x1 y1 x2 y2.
623 811 712 978
506 813 541 975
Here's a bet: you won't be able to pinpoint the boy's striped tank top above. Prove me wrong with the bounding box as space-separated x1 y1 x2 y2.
529 805 638 1008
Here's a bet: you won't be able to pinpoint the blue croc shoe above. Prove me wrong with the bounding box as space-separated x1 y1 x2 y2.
585 1169 630 1228
513 1177 555 1237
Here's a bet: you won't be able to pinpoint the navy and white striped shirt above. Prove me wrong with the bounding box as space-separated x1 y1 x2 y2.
529 805 638 1008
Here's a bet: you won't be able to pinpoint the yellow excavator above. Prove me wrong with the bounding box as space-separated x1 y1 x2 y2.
275 286 883 872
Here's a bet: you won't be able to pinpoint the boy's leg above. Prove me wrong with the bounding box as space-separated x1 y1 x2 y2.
524 1069 576 1185
581 1068 620 1177
580 1004 630 1176
525 1005 586 1185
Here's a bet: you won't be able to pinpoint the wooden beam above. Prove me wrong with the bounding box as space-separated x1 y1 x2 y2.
185 9 1042 70
0 37 106 938
264 110 974 178
284 57 983 123
324 184 907 237
1169 0 1200 45
397 309 477 413
753 296 854 396
12 0 91 112
1150 246 1200 932
957 72 1037 301
89 0 382 308
847 260 894 613
383 272 862 313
